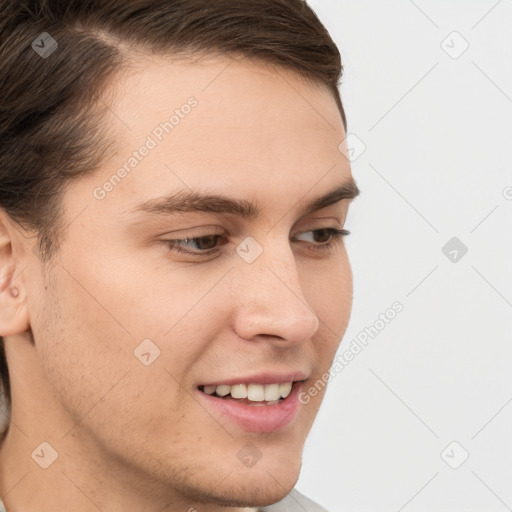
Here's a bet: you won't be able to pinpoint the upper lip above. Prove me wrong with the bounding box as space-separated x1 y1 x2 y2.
198 371 309 387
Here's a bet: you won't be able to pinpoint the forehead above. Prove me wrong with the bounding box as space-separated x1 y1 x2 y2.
112 52 340 124
108 53 344 153
65 54 352 224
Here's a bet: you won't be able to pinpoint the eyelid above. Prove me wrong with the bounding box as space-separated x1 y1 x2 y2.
157 226 227 245
159 215 345 236
158 220 344 242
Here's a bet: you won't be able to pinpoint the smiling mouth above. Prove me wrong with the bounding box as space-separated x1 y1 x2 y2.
197 380 306 406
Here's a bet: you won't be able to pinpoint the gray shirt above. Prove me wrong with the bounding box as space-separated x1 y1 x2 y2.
0 488 328 511
261 488 329 511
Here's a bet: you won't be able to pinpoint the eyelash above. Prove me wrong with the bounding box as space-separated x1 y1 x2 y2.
160 228 350 257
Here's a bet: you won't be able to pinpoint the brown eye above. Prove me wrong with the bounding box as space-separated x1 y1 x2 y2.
293 228 350 253
162 234 227 255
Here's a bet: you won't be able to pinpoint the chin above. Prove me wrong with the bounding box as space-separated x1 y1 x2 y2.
225 455 302 507
201 474 300 509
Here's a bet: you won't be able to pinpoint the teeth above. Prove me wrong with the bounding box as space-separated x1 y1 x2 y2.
264 383 280 401
279 382 292 398
247 383 265 401
215 384 231 397
203 385 217 395
231 384 248 399
201 381 294 401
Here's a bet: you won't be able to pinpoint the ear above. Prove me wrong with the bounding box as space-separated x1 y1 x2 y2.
0 210 30 337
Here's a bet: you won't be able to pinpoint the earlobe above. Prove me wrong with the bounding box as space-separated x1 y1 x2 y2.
0 214 31 338
0 283 30 338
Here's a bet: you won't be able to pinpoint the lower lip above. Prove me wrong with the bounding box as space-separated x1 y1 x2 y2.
196 381 304 433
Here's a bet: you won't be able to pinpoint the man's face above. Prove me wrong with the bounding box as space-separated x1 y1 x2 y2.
21 55 356 507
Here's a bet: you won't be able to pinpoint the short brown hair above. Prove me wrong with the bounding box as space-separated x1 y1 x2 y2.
0 0 347 431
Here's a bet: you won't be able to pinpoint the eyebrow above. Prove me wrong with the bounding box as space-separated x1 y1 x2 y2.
124 178 360 220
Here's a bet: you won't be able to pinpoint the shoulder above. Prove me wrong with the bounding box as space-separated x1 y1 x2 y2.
261 487 330 512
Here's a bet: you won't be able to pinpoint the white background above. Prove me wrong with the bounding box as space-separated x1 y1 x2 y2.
297 1 512 511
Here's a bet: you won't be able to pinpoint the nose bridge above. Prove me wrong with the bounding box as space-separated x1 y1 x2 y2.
231 231 320 343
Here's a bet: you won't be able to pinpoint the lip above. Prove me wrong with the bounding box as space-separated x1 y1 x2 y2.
196 380 305 433
198 371 309 387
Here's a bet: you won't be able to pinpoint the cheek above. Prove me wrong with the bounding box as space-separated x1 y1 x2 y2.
34 266 194 454
33 259 141 425
294 253 353 410
305 251 353 341
33 251 227 421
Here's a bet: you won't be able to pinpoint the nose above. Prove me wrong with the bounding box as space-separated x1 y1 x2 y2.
230 235 321 347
